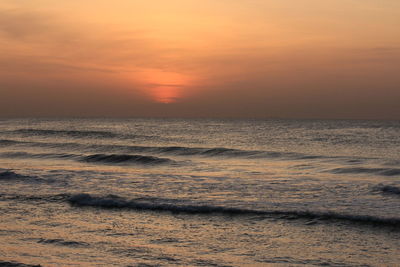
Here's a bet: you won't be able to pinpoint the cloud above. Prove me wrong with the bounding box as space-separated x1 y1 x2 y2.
0 9 53 40
0 7 159 72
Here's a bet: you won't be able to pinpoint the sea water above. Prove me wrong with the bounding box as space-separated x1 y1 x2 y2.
0 118 399 266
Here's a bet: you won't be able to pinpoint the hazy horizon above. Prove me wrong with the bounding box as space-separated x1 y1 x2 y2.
1 116 399 121
1 0 399 119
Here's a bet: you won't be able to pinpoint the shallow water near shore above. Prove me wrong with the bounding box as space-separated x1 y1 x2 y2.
1 118 400 266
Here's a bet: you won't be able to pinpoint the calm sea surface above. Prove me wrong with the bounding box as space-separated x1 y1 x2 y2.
0 118 399 266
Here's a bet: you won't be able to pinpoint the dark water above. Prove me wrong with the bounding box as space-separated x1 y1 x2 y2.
0 118 399 266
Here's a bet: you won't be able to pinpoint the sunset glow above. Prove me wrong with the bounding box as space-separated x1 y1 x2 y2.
136 69 192 103
0 0 399 118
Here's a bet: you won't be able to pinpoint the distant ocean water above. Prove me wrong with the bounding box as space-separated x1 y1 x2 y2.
0 118 399 266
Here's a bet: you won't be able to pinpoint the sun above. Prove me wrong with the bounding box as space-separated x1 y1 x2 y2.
150 85 181 103
137 69 191 103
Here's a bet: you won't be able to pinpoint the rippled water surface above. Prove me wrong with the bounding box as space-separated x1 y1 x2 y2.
1 118 399 266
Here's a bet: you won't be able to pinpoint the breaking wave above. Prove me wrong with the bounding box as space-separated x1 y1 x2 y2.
0 139 333 161
80 154 173 165
126 146 281 158
329 167 400 176
0 152 174 166
67 194 400 228
98 146 331 161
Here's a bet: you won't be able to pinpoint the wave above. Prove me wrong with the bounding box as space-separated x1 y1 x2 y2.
0 261 42 267
0 139 271 158
67 194 400 228
0 152 78 160
3 192 399 228
37 238 89 247
0 139 20 146
376 185 400 196
10 128 120 139
1 193 71 203
256 256 364 267
7 128 160 141
0 139 87 150
0 152 174 166
0 170 33 181
329 167 400 176
0 139 334 161
80 154 173 165
124 146 315 160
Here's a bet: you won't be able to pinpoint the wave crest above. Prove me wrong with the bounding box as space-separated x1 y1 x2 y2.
37 238 89 247
0 261 42 267
0 139 329 161
0 170 30 180
80 154 173 165
67 194 400 228
0 152 174 166
376 185 400 196
329 167 400 177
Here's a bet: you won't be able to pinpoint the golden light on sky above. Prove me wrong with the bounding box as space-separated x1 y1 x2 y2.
0 0 399 118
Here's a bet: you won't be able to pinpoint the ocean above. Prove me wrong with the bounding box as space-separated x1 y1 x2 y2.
0 118 399 266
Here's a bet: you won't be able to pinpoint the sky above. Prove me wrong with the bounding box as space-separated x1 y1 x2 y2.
0 0 399 119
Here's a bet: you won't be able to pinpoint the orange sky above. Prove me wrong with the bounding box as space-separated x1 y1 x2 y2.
0 0 399 119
